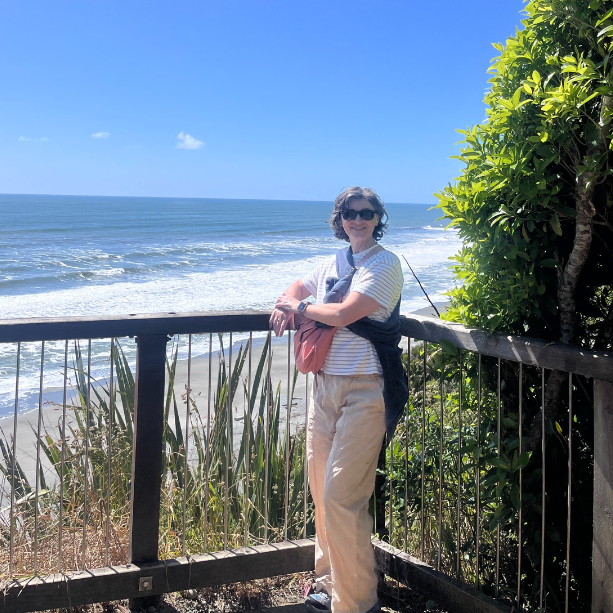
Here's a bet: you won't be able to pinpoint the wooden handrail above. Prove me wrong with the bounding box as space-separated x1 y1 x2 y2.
401 313 613 382
0 310 610 381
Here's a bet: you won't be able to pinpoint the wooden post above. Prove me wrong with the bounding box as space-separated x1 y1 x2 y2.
593 378 613 613
129 334 168 611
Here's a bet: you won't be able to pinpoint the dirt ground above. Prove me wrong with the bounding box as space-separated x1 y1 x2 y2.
34 572 449 613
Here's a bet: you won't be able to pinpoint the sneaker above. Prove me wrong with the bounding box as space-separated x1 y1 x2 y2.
305 591 332 613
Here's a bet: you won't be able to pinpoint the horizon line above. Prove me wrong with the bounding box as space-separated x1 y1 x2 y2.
0 191 438 206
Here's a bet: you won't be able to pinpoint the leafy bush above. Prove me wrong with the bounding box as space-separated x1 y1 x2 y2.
428 1 613 610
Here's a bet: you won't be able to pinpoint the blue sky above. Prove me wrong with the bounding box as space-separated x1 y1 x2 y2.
1 1 525 203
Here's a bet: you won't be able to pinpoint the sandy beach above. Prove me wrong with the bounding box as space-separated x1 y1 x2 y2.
0 303 445 490
0 333 309 489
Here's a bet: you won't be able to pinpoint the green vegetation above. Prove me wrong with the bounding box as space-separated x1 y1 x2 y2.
423 1 613 610
436 0 613 347
384 344 552 610
0 335 312 577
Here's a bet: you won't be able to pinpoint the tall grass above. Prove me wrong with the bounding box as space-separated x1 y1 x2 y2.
0 333 313 579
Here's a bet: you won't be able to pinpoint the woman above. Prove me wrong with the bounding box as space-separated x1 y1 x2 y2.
272 187 407 613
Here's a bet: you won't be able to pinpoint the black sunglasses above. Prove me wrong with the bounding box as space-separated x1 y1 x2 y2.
341 208 378 221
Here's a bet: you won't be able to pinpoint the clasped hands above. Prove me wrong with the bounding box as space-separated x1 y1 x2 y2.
270 293 303 337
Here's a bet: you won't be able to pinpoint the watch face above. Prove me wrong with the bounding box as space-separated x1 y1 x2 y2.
298 301 308 312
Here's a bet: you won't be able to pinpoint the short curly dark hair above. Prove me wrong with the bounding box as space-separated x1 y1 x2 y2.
329 186 389 242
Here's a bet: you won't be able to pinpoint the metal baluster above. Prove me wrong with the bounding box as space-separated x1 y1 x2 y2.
58 340 69 572
540 367 546 610
404 337 410 553
476 353 481 589
303 372 309 539
456 353 462 580
245 332 253 547
182 335 192 557
420 341 426 561
33 342 44 575
104 338 114 567
264 334 272 542
565 373 572 613
9 342 21 578
517 363 523 610
82 340 91 569
389 391 395 547
496 358 501 598
284 331 292 542
438 373 443 571
204 333 212 552
224 333 232 550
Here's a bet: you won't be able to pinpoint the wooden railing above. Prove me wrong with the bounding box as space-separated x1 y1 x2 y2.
0 310 611 613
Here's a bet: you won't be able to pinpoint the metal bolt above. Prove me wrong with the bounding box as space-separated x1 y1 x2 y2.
139 576 153 592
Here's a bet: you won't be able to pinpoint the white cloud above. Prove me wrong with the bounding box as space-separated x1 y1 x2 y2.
40 137 48 142
19 136 49 142
92 131 110 139
176 131 204 150
18 136 32 141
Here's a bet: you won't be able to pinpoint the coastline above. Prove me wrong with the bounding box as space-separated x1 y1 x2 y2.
0 303 447 488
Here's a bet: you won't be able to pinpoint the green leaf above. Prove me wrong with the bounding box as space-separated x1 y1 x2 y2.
522 225 530 243
598 24 613 38
439 339 459 356
491 457 511 471
595 9 613 27
511 484 521 510
515 451 532 470
551 212 563 236
577 91 600 108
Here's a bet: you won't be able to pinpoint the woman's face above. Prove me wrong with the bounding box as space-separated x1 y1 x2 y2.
341 198 379 244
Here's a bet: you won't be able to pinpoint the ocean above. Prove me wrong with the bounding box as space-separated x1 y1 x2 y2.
0 193 461 417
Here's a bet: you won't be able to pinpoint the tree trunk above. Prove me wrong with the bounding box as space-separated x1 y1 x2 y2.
527 96 613 450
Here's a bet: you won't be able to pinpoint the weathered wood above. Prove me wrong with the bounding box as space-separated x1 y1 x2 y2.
0 540 315 613
0 310 272 343
401 313 613 382
129 334 169 610
129 335 169 565
592 379 613 613
0 310 611 381
373 540 508 613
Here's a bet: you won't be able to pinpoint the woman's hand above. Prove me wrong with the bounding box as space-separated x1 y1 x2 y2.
275 294 301 314
270 303 293 337
270 280 311 336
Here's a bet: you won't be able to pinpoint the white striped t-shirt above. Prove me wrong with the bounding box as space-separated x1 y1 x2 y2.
301 245 404 375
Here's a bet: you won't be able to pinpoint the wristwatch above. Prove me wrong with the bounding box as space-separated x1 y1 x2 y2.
297 301 309 313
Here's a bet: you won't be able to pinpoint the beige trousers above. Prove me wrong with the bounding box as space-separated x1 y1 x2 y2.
306 371 386 613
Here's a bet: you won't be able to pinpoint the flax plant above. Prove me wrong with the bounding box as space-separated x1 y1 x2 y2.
0 333 313 580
